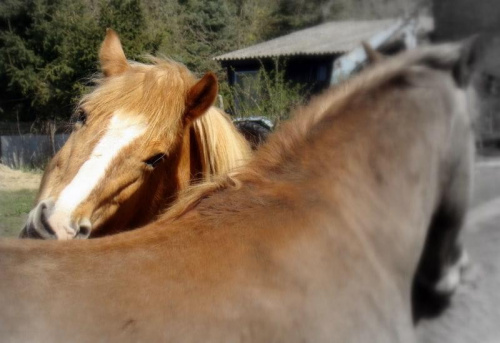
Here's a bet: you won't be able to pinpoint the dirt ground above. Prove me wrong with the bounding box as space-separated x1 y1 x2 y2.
0 164 42 192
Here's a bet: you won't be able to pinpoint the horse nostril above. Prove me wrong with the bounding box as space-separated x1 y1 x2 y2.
20 200 57 239
76 218 92 239
39 204 57 238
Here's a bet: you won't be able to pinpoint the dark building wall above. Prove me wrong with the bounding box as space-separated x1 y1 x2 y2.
433 0 500 41
223 56 335 94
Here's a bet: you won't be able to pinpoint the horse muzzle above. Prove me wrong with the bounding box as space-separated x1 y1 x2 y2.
19 199 92 240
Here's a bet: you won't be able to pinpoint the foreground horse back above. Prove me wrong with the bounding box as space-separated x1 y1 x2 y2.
0 41 478 342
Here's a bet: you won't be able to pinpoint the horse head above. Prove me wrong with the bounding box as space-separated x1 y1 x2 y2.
20 29 250 240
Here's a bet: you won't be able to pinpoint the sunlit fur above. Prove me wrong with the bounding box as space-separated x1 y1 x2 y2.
20 31 251 239
1 43 477 342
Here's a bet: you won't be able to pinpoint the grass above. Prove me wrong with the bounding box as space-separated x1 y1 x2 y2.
0 189 37 238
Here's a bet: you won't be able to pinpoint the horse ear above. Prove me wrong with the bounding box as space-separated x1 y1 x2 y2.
184 73 218 124
453 35 484 88
99 28 129 77
362 41 384 64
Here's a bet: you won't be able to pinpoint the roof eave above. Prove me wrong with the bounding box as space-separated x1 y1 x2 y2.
213 51 344 62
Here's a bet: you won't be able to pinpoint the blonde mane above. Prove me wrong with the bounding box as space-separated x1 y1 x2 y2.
192 107 252 181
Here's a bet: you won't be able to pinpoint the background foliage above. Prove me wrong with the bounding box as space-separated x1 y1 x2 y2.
0 0 426 123
225 59 310 123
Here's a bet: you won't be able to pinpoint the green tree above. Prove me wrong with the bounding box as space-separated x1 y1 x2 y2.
0 0 100 122
225 0 277 49
98 0 165 59
0 0 172 123
173 0 235 75
270 0 344 38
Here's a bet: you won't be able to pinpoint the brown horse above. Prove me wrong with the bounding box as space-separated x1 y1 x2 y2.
0 41 478 342
19 29 251 240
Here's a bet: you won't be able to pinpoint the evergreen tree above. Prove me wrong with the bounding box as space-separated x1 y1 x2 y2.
0 0 426 124
175 0 234 75
226 0 277 48
98 0 164 58
271 0 343 38
0 0 100 121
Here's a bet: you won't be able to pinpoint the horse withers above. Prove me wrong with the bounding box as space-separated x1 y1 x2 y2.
0 41 478 342
19 29 251 240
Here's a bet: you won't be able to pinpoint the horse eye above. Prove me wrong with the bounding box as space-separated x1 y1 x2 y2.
75 108 87 125
144 153 165 168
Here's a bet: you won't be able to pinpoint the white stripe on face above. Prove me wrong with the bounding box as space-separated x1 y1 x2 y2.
52 112 146 221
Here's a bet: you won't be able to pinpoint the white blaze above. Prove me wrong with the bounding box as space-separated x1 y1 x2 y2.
52 112 146 225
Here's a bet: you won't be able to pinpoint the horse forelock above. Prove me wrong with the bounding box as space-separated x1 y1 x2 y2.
80 56 197 149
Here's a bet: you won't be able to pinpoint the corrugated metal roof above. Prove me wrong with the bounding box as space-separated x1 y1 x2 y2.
214 17 434 61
